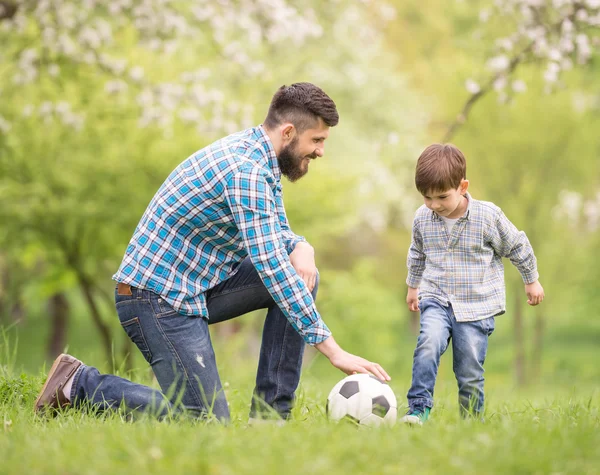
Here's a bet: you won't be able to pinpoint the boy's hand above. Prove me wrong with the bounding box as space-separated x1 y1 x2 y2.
407 287 419 312
525 280 545 306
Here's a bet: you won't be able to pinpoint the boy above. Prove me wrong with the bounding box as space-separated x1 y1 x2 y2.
402 143 544 425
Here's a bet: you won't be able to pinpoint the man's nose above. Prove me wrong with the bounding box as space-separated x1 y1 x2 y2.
314 145 324 157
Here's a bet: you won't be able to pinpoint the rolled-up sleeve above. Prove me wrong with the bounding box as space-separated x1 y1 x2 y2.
224 167 330 345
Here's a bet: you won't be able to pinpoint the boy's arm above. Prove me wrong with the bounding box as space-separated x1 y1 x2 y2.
487 209 539 284
406 219 425 310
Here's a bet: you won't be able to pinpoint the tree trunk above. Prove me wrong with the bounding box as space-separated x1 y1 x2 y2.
47 292 69 359
531 311 544 382
514 291 526 386
121 336 133 373
77 273 113 364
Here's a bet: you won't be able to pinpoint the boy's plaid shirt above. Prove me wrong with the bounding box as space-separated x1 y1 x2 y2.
113 126 330 345
406 193 539 321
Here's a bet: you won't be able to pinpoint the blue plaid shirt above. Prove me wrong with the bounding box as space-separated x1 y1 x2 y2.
406 193 539 321
113 126 331 345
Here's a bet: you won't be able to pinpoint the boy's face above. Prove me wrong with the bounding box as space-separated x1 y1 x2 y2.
423 179 469 219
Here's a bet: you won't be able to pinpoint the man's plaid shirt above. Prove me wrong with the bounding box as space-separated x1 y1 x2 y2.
406 193 539 321
113 126 331 345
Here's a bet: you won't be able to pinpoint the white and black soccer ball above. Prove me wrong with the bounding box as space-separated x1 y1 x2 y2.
326 373 397 427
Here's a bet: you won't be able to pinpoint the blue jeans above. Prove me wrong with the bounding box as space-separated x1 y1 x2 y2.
70 257 313 422
407 299 495 416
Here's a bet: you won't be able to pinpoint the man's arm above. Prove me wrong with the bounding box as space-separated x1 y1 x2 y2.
224 167 390 380
224 167 327 345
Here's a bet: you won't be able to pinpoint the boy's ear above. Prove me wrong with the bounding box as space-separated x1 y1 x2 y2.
459 179 469 195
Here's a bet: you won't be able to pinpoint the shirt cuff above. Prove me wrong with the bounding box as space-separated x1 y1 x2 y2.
302 320 332 346
520 269 539 285
406 274 422 289
286 236 307 255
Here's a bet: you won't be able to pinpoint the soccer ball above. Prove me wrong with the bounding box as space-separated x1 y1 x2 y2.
326 373 397 427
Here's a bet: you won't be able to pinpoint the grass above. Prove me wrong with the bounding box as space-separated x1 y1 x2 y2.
1 314 599 474
0 366 598 475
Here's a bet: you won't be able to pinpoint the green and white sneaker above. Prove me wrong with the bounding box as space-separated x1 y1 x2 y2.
400 407 430 426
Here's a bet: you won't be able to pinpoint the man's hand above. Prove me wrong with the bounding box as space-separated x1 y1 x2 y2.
407 287 419 312
525 280 545 306
290 241 317 291
315 336 391 382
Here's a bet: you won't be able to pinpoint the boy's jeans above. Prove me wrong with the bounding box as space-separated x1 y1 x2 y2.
70 257 313 422
407 299 495 416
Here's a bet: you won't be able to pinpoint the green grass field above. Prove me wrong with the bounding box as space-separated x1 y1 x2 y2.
1 362 598 475
1 311 599 475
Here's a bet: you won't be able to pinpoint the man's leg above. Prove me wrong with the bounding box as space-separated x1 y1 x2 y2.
451 314 495 417
206 257 313 420
406 299 453 413
59 286 228 420
115 286 229 420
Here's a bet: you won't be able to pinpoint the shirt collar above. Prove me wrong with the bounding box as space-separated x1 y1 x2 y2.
255 125 281 182
431 192 472 221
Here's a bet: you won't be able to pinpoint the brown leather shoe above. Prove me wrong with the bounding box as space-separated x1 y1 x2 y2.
34 353 82 414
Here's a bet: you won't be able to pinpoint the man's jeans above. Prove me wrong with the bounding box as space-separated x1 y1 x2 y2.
69 257 313 422
407 299 495 416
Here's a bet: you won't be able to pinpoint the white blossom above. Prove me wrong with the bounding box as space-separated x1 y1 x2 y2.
487 55 510 72
512 79 527 92
465 79 482 94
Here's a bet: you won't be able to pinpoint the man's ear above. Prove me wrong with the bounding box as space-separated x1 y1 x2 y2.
280 123 296 144
459 179 470 195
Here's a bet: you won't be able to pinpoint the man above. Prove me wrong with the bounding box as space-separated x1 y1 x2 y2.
34 83 390 422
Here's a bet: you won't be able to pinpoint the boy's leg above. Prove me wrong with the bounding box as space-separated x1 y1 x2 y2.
206 257 312 420
406 299 453 413
451 314 495 417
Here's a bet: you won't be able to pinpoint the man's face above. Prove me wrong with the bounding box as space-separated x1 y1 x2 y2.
278 121 330 182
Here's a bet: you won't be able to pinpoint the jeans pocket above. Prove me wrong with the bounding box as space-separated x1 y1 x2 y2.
120 316 153 363
482 316 495 336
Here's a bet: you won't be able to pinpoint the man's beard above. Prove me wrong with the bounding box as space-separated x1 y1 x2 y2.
278 137 313 182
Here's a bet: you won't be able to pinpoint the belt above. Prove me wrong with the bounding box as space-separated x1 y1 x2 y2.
117 283 133 296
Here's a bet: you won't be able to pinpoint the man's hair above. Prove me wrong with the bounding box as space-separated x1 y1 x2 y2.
264 82 339 133
415 143 467 195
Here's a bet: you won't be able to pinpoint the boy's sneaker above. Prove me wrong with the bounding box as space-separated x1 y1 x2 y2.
400 407 430 426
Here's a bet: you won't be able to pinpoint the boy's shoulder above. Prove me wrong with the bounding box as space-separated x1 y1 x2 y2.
468 196 503 221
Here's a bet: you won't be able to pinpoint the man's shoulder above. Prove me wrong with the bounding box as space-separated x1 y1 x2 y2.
186 127 270 176
210 127 265 160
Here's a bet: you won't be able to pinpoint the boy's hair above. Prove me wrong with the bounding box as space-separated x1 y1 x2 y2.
264 82 339 134
415 143 467 195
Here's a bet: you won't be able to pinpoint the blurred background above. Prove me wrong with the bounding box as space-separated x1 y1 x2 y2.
0 0 598 407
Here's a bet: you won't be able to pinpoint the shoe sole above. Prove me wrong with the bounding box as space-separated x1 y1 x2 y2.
400 415 424 426
33 353 68 412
